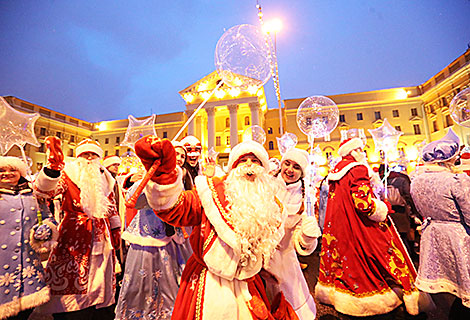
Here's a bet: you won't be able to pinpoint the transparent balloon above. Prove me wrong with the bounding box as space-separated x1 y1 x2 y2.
0 97 40 155
296 96 339 139
215 24 272 89
449 88 470 128
242 125 266 145
276 132 298 155
120 115 157 150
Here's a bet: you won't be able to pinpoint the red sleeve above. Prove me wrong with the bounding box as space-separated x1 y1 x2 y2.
349 165 376 216
153 189 203 227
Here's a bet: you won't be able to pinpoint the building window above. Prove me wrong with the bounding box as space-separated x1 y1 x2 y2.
392 110 399 118
267 127 273 134
245 116 250 126
56 131 62 138
104 150 108 157
115 136 120 144
115 149 120 156
339 114 345 122
411 108 418 116
226 118 230 128
226 136 230 146
268 141 274 150
70 135 75 143
374 111 381 120
39 143 45 153
40 127 46 136
163 131 168 138
395 126 401 132
326 151 332 158
216 136 221 146
413 124 421 135
105 138 109 144
432 120 438 132
357 113 363 121
67 149 74 157
445 114 453 127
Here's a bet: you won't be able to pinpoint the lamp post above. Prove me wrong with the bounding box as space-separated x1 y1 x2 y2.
262 18 284 135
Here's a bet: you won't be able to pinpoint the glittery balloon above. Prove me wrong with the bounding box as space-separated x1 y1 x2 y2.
276 132 298 155
242 125 266 145
368 118 403 154
0 97 40 155
120 115 157 150
296 96 339 138
215 24 271 89
449 88 470 128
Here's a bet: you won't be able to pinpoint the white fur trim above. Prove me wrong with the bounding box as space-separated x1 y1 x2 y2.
368 198 388 222
76 140 104 158
121 231 172 247
281 148 309 175
144 168 184 211
180 135 201 146
327 162 364 181
0 156 28 177
338 138 364 157
34 169 61 192
102 155 121 168
315 282 403 317
0 286 50 319
227 140 269 170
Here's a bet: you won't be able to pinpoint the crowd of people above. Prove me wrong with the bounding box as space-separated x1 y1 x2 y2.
1 128 470 320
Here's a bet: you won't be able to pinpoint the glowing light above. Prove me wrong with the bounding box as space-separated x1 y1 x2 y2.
229 87 241 97
214 89 226 99
97 122 107 131
405 146 419 161
314 154 327 166
263 18 283 34
247 85 258 95
396 88 409 100
318 166 328 177
368 152 380 163
198 82 209 91
201 91 212 100
184 93 195 103
233 78 243 86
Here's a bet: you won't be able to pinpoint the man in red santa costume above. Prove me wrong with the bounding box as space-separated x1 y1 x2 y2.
315 136 429 317
33 137 121 319
133 136 299 320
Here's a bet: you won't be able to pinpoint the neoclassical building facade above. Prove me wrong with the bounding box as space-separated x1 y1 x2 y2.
4 48 470 174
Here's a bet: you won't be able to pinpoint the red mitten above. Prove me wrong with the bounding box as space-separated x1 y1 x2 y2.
134 135 177 184
383 199 395 214
45 136 64 170
111 228 121 250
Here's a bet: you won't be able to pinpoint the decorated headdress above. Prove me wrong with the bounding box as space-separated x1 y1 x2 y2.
102 155 121 168
76 139 104 158
421 128 460 163
281 148 309 175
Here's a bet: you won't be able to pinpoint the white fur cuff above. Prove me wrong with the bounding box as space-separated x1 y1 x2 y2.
368 198 388 222
35 169 60 192
144 168 184 211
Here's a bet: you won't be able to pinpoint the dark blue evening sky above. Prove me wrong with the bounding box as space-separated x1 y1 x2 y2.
1 0 469 122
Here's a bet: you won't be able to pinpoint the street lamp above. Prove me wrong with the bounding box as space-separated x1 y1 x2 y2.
263 18 284 135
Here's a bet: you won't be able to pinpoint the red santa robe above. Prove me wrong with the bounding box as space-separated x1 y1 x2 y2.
315 155 421 316
143 169 298 320
33 162 120 313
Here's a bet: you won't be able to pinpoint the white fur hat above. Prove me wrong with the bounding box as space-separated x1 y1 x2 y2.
227 140 269 170
102 155 121 168
0 156 28 177
281 148 309 175
76 139 104 158
338 137 364 157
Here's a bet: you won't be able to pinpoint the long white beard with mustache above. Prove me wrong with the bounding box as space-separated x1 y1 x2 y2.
66 158 111 219
224 164 285 267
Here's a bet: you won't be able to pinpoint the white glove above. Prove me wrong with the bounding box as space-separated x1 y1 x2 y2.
301 215 321 239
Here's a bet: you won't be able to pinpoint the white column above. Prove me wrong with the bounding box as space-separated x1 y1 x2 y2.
185 109 195 136
249 102 260 126
228 104 239 147
206 106 215 150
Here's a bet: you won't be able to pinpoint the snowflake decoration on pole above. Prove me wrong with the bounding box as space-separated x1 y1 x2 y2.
120 114 157 150
368 118 403 155
0 97 40 155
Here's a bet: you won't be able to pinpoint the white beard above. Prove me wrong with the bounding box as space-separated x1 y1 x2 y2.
224 164 284 267
65 158 111 219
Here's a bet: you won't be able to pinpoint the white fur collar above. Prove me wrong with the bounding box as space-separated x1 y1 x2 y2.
327 162 365 181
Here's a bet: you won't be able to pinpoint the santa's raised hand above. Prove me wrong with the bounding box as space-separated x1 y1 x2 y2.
45 136 64 170
134 135 178 185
